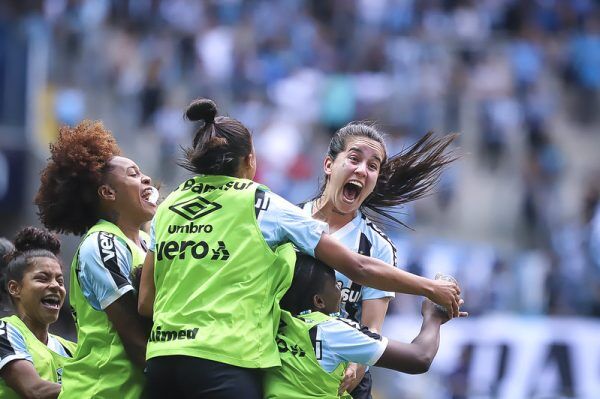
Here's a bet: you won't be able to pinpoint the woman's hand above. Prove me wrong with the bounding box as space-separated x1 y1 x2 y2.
425 278 461 318
338 362 367 395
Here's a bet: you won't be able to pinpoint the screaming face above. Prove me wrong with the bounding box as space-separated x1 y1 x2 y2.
323 137 385 216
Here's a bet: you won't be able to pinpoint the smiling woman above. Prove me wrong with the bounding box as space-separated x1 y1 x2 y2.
0 227 76 399
35 120 156 399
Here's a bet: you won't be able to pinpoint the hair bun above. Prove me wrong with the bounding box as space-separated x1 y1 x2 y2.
14 227 61 256
185 98 217 124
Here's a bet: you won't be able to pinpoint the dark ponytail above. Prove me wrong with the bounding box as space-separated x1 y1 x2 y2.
0 227 61 304
179 98 253 176
318 122 459 229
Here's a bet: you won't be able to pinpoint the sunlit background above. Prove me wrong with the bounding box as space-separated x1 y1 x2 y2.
1 1 600 398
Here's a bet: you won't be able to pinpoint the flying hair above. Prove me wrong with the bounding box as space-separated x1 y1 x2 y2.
316 122 459 229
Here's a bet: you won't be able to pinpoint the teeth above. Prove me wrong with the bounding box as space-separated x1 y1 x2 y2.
147 187 159 205
348 181 363 189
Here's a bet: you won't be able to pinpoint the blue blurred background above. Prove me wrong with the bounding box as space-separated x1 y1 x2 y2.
1 1 600 397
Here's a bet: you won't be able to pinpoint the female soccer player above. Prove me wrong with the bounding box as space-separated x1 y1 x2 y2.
0 227 76 399
264 254 466 399
138 98 461 399
35 120 156 399
300 122 457 397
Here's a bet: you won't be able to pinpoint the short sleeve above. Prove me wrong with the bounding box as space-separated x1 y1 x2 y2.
318 318 388 372
77 232 134 310
256 190 328 256
0 320 32 371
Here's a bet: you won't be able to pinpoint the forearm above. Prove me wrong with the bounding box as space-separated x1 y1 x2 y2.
120 334 148 369
315 236 434 296
355 255 434 297
25 381 61 399
408 317 442 370
375 317 442 373
2 361 62 399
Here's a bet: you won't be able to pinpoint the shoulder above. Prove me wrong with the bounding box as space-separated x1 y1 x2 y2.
321 317 384 341
79 231 131 265
359 216 397 264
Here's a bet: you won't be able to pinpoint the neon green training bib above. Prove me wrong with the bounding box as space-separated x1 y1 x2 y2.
264 311 352 399
0 315 76 399
59 220 147 399
148 175 296 368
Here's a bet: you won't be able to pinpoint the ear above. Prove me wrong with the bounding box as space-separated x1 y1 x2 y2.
7 280 21 299
323 156 333 177
313 294 326 311
98 184 116 201
246 152 256 171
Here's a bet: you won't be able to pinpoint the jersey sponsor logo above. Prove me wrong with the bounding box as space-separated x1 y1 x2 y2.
169 196 222 221
149 325 199 342
167 223 214 234
276 337 306 358
156 239 230 261
181 178 254 193
98 232 116 262
339 282 361 304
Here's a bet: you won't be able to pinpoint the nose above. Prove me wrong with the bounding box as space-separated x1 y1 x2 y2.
354 161 367 177
142 174 152 186
48 279 61 290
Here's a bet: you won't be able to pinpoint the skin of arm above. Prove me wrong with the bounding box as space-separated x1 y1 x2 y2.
137 251 155 318
314 234 460 317
375 300 467 374
0 360 61 399
105 291 150 369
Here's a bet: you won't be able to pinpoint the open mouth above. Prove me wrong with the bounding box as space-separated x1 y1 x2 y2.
41 295 61 310
141 187 159 205
342 181 363 203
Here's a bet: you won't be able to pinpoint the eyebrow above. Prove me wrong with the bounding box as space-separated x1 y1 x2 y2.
348 147 383 163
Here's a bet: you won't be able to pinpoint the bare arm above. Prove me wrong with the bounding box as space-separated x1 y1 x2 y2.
0 360 61 399
314 234 460 317
375 300 467 373
138 251 156 317
105 291 150 369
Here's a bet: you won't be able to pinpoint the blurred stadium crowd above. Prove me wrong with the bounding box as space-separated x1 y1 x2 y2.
1 0 600 326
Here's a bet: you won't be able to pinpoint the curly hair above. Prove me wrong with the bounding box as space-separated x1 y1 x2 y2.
35 120 122 236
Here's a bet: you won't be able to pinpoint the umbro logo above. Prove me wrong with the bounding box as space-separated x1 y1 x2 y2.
168 196 222 221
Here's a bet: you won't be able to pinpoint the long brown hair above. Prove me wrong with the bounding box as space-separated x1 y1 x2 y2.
317 122 459 229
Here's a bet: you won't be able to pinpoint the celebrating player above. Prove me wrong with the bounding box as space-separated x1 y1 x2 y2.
300 122 457 397
264 254 467 399
138 98 461 399
0 227 76 399
35 121 156 399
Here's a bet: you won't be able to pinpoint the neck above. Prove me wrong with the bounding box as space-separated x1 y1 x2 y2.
100 209 141 245
18 311 49 345
313 196 356 233
117 222 141 245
